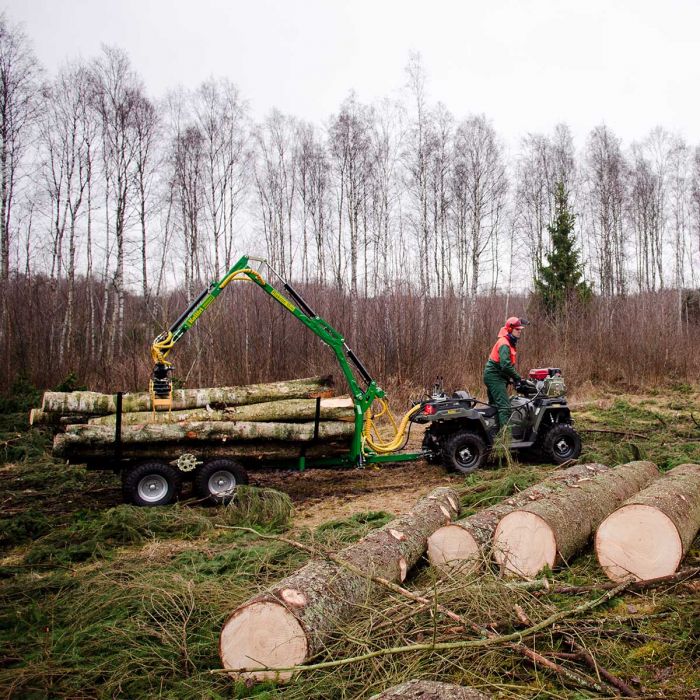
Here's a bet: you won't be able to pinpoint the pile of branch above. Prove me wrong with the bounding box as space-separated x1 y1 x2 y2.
33 376 357 463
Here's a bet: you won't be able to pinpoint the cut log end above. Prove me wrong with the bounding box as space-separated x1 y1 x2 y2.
427 524 480 573
220 600 308 681
493 511 557 577
595 503 683 582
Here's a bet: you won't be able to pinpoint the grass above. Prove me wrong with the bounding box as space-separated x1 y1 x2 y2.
1 384 700 698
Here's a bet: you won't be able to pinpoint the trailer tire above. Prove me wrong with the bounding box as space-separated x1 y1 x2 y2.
194 459 249 505
441 429 488 474
123 462 181 507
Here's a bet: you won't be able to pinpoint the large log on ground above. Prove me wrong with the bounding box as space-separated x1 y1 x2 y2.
55 439 352 463
219 487 460 681
41 375 334 415
369 680 491 700
492 461 660 578
595 463 700 581
427 463 609 574
86 397 355 426
52 420 354 458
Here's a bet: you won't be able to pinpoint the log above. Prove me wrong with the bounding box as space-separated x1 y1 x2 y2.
219 486 460 681
29 409 88 426
55 439 352 463
595 463 700 581
86 397 355 426
427 463 609 574
52 420 354 458
41 375 334 415
492 461 660 578
369 680 491 700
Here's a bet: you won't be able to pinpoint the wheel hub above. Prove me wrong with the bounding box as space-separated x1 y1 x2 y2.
137 475 168 503
208 470 236 496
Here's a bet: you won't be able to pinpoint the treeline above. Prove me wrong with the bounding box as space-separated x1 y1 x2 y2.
2 273 696 396
0 15 698 394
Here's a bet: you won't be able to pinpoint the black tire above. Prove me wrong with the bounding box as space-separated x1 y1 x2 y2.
194 459 249 505
123 462 181 507
542 424 582 464
441 429 488 474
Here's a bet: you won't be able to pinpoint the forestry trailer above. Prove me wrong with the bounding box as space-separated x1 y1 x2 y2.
115 254 581 505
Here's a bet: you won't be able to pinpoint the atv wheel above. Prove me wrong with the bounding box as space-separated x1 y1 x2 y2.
441 430 488 474
542 424 582 464
123 462 181 507
194 459 249 505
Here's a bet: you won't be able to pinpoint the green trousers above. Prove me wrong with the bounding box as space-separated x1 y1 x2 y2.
483 369 511 430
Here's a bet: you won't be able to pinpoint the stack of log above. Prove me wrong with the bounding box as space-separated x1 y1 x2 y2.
31 376 358 463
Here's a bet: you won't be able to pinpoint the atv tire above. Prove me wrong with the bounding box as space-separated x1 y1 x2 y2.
441 430 488 474
194 459 248 505
542 424 582 464
123 461 181 507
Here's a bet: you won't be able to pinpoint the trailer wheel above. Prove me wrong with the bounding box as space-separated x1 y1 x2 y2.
441 430 488 474
123 462 181 507
194 459 249 505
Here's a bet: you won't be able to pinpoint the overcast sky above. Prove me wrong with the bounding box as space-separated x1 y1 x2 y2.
5 0 700 150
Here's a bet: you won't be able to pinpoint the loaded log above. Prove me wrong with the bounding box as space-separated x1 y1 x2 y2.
86 397 354 426
595 463 700 581
493 461 660 578
428 463 609 574
219 487 460 681
41 375 334 416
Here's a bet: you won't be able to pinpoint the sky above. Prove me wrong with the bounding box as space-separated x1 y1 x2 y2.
5 0 700 150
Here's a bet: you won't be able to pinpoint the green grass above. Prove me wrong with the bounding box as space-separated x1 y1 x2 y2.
1 386 700 698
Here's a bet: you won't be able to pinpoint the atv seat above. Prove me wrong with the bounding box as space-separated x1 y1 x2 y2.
477 406 498 418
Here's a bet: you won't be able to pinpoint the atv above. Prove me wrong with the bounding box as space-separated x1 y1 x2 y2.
413 368 582 474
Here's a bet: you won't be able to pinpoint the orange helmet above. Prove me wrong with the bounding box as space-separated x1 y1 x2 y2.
505 316 529 331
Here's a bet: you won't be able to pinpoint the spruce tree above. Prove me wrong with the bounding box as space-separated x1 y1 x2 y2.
535 182 591 313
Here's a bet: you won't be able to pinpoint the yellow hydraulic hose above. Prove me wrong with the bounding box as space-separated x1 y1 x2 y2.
363 399 423 454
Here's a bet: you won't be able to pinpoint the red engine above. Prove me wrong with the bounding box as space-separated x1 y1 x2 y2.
528 367 562 381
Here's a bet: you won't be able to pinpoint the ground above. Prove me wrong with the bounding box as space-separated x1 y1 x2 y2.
1 384 699 699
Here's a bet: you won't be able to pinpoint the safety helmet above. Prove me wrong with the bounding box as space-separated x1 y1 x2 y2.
505 316 529 331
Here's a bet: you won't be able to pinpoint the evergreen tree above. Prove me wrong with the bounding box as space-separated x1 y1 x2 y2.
534 182 591 313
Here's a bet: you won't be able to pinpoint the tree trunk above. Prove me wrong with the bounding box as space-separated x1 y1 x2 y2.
493 461 660 578
219 487 460 681
86 397 354 426
53 420 354 458
428 463 609 574
369 680 491 700
595 463 700 581
41 375 334 415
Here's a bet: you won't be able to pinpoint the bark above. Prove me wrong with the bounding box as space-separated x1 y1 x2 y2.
493 461 660 578
596 463 700 581
86 397 354 426
41 375 334 415
52 420 354 458
54 439 351 464
219 487 460 681
428 463 609 573
29 409 88 426
369 680 491 700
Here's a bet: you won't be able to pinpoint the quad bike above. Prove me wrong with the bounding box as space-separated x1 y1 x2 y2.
413 368 582 474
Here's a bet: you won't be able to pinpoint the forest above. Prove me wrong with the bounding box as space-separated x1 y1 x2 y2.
0 13 699 394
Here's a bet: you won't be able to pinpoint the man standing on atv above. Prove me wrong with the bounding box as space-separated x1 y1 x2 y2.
484 317 529 436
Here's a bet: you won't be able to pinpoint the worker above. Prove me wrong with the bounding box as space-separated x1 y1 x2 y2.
484 316 529 436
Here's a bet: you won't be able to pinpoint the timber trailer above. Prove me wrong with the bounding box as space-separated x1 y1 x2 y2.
95 254 581 506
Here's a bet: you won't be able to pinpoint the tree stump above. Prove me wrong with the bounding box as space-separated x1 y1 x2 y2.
595 463 700 581
427 463 609 573
369 679 491 699
219 487 460 681
493 461 659 578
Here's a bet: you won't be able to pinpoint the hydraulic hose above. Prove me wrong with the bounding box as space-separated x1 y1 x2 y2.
363 399 423 454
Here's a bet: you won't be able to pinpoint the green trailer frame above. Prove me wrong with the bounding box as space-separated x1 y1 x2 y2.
151 254 424 470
